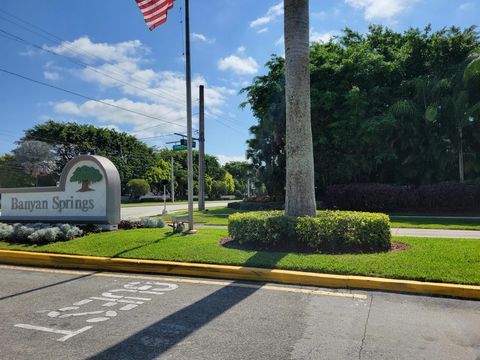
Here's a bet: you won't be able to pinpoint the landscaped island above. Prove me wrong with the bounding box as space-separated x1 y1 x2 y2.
0 225 479 285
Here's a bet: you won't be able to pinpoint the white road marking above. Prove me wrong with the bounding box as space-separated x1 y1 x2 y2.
14 324 93 342
14 280 179 341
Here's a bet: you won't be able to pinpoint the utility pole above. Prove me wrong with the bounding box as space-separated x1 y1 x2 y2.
170 156 175 202
184 0 196 233
198 85 206 211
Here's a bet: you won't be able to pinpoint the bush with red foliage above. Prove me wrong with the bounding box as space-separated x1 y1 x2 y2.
325 183 480 213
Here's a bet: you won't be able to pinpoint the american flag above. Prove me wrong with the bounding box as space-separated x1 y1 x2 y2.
135 0 175 31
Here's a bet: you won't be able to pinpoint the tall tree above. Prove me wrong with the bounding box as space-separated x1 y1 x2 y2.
0 154 34 188
284 0 316 216
22 121 156 190
243 25 480 192
13 140 56 186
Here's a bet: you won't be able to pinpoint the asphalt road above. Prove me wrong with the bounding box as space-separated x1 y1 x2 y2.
121 201 231 219
1 265 479 360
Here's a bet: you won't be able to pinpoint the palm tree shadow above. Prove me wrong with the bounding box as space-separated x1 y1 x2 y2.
88 282 261 360
87 235 289 359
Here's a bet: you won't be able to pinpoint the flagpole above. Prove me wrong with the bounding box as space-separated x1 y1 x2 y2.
184 0 196 233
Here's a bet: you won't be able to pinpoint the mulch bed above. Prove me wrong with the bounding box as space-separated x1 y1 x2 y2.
220 237 411 255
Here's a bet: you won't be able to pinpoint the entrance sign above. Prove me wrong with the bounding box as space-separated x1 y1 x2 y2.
0 155 121 225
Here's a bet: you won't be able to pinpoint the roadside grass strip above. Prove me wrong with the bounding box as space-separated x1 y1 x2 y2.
161 207 480 230
161 207 239 225
0 228 479 286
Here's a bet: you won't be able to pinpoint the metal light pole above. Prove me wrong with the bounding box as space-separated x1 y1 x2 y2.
162 181 168 215
184 0 196 233
170 156 175 203
198 85 206 211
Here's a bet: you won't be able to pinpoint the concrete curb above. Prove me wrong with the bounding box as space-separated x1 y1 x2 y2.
0 249 479 300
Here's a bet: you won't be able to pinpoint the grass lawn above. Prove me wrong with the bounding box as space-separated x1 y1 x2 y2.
160 206 480 230
161 207 239 225
1 228 479 285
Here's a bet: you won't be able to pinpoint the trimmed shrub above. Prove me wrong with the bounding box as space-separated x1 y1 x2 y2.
119 217 165 230
228 211 278 244
139 217 165 228
0 223 14 239
228 201 285 211
264 215 298 246
118 220 145 230
127 179 150 199
296 211 391 252
228 210 391 253
326 183 480 213
0 223 83 243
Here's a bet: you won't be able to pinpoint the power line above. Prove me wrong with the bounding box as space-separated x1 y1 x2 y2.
0 10 241 136
0 9 192 105
0 67 189 130
0 133 179 161
130 112 199 135
0 28 188 108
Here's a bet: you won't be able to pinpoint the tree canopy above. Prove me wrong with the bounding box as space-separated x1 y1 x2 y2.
21 121 156 189
242 25 480 196
0 154 34 188
13 140 57 186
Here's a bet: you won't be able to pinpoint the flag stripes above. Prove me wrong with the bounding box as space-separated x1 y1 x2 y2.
135 0 175 31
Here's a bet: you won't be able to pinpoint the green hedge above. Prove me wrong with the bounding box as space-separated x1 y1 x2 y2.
228 210 391 253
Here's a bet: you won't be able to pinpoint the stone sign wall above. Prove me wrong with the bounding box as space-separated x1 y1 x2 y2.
0 155 121 225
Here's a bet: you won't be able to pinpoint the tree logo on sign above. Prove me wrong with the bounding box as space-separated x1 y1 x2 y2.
70 166 103 192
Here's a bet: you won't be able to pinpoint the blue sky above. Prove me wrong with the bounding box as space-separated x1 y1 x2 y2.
0 0 478 164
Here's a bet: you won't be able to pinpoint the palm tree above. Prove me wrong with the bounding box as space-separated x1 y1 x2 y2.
284 0 316 216
419 53 480 183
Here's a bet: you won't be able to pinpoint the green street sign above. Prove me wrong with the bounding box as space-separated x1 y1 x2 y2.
173 145 187 151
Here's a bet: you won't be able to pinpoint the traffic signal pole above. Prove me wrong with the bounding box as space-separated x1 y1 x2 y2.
198 85 206 211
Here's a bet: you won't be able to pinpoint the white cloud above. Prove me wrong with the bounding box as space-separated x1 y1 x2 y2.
312 11 327 19
250 1 283 28
275 36 284 47
345 0 417 20
310 30 338 43
458 2 474 11
19 48 35 57
53 98 189 136
216 154 246 165
46 37 234 139
218 53 259 75
257 28 269 34
43 71 61 81
192 32 215 44
237 46 246 54
44 37 148 63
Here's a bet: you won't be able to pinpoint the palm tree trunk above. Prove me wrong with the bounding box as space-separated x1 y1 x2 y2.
458 126 464 183
284 0 316 217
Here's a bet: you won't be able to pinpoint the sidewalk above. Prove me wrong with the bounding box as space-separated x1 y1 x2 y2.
391 227 480 239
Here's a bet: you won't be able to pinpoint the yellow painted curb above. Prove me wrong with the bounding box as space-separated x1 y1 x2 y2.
0 249 479 300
